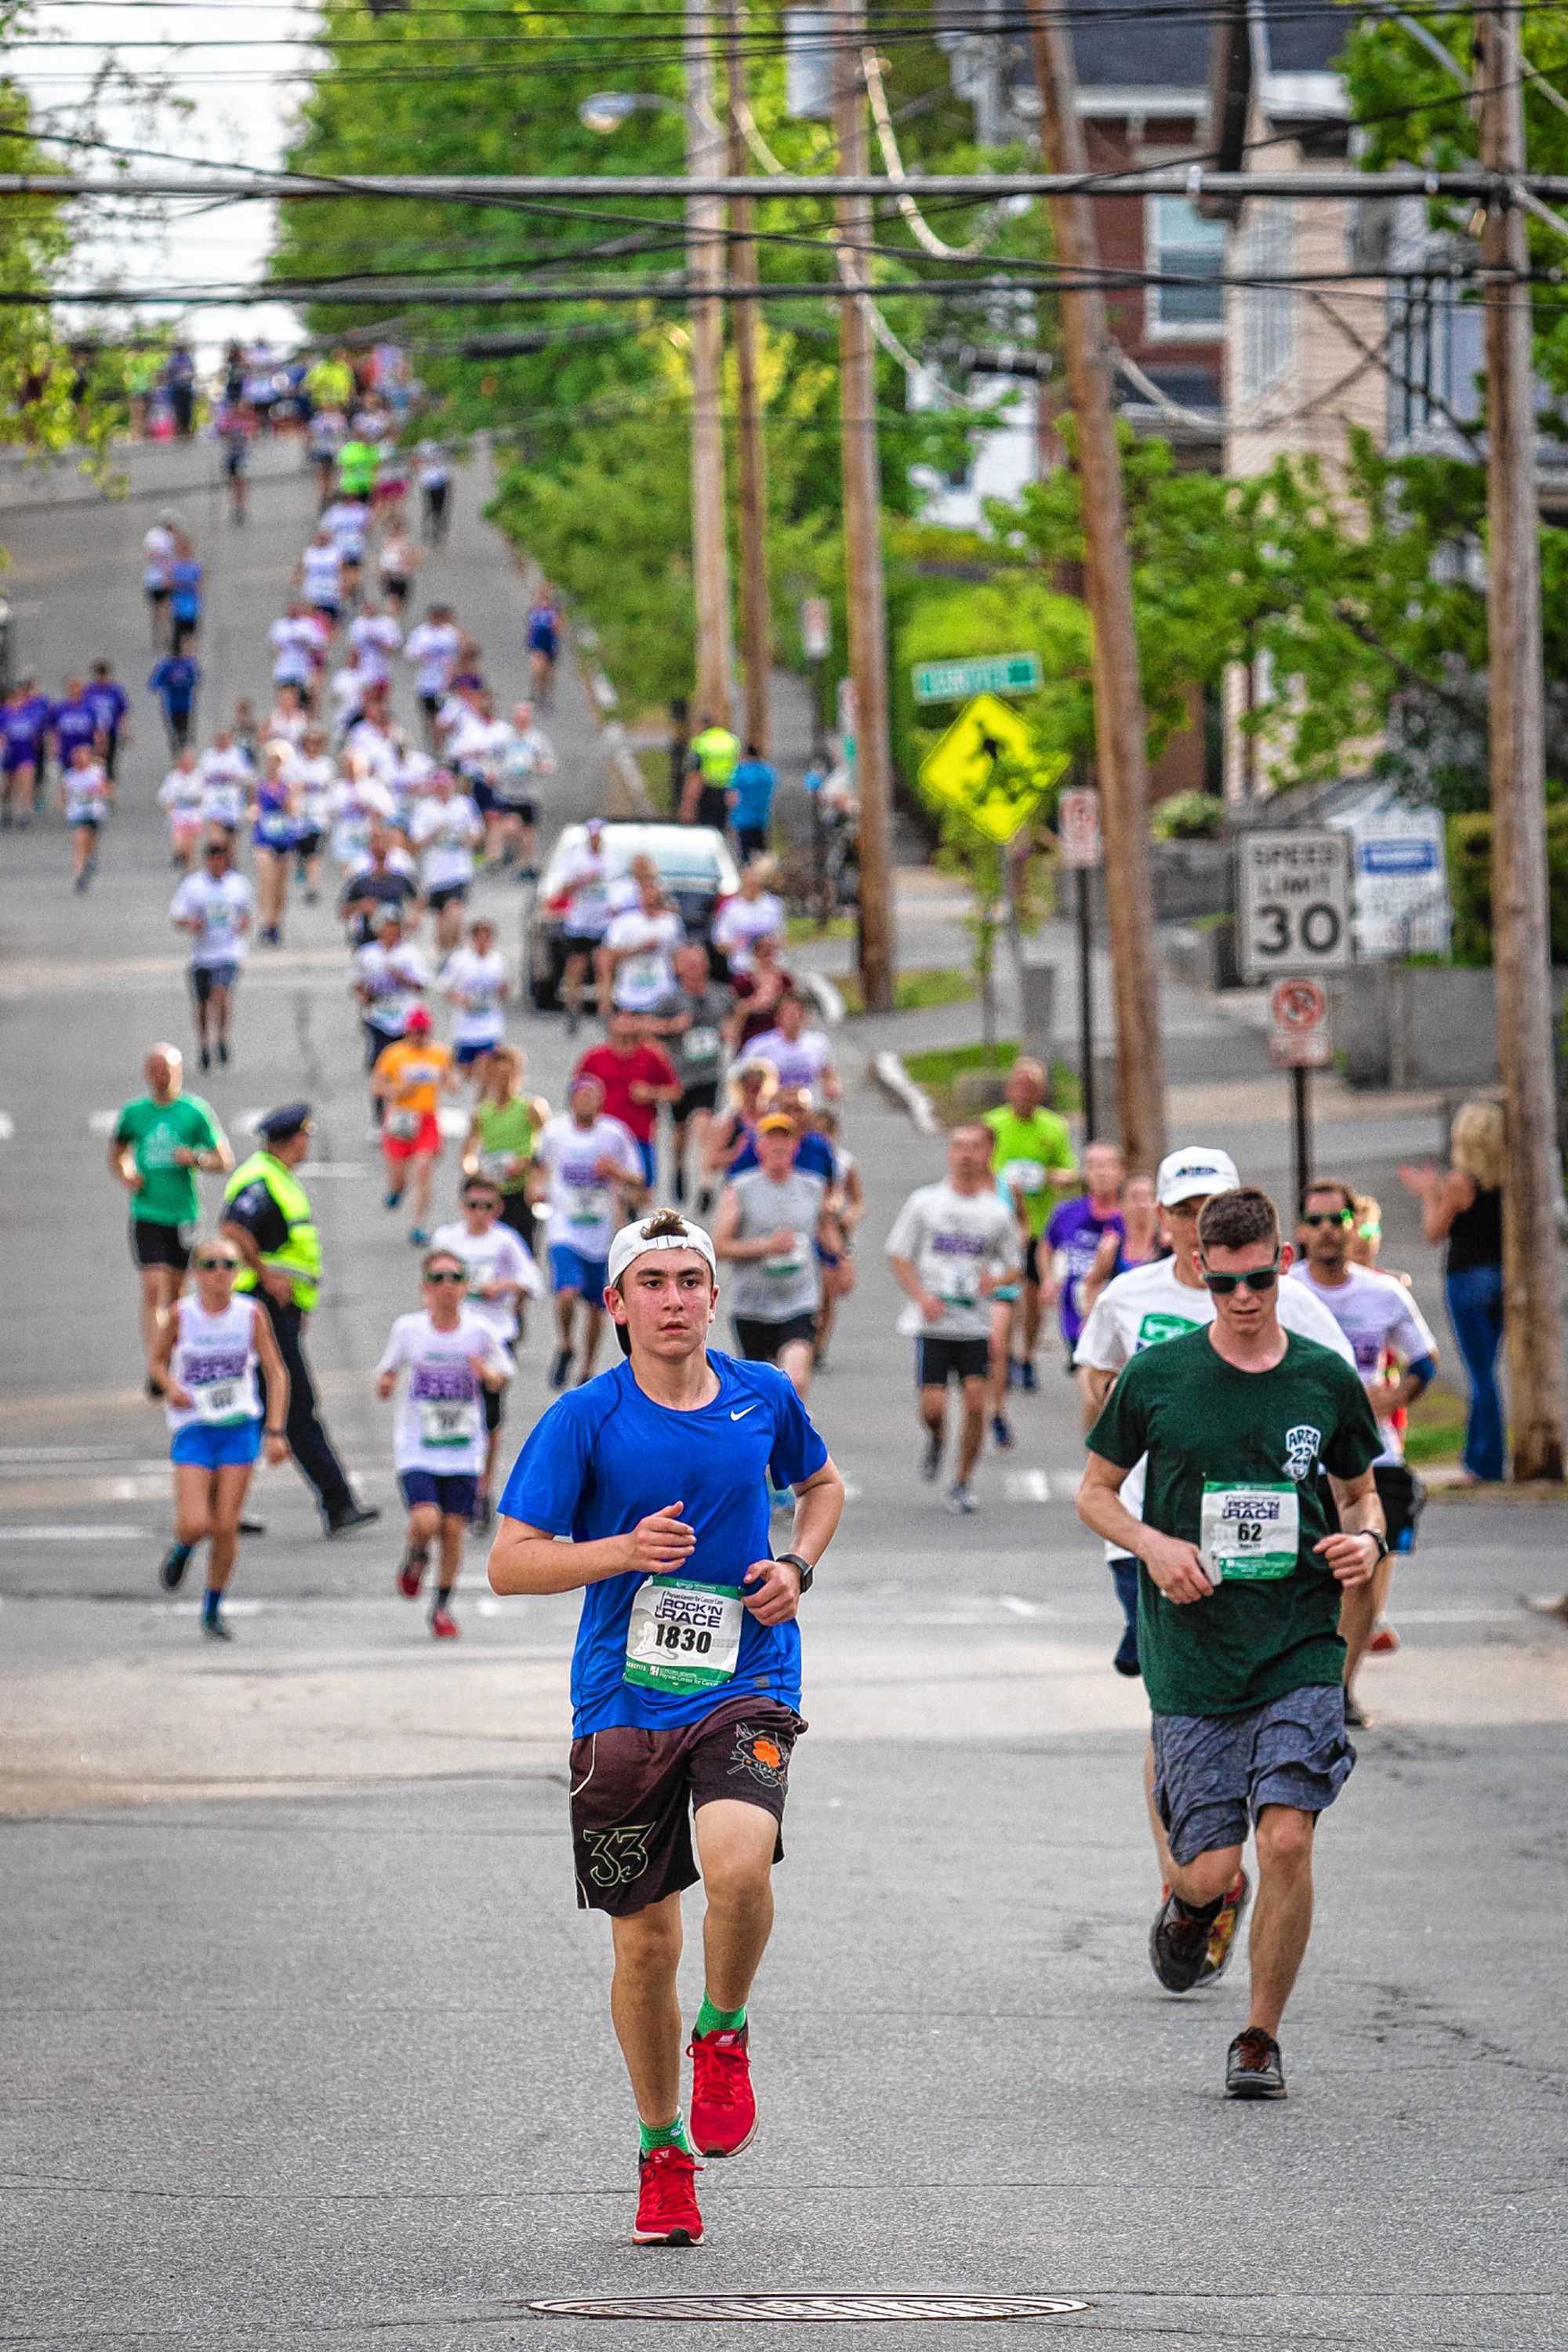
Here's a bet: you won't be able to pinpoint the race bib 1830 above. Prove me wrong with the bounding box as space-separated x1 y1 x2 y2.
624 1577 743 1695
1200 1482 1299 1581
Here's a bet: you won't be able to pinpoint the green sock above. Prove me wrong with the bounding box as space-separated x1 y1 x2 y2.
694 1994 746 2038
639 2114 691 2157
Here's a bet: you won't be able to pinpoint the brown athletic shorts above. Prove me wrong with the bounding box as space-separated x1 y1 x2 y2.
568 1693 804 1915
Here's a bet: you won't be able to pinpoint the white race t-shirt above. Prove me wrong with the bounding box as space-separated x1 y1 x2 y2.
884 1181 1022 1341
300 543 343 606
322 499 368 558
535 1113 644 1263
604 906 684 1011
143 522 176 590
1287 1263 1438 1464
165 1294 263 1434
411 793 483 892
269 616 321 687
348 612 401 684
441 945 509 1047
556 843 615 938
158 765 205 822
1075 1255 1358 1539
713 891 785 975
354 939 430 1034
376 1308 510 1476
404 616 460 696
428 1218 543 1345
744 1024 833 1094
171 869 254 967
62 762 111 824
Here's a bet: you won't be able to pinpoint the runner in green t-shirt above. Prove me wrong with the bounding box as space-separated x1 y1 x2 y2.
108 1044 232 1388
982 1058 1076 1391
337 437 379 499
463 1044 547 1248
1079 1185 1383 2103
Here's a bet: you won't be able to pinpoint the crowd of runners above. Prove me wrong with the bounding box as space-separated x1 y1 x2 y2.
84 412 1455 2249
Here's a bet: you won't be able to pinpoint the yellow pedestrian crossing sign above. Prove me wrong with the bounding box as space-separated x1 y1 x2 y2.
916 694 1068 844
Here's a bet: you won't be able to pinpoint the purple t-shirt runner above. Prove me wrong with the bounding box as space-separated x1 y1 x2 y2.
1046 1194 1125 1350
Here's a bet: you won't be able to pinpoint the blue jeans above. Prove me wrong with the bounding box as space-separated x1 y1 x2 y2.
1445 1263 1505 1480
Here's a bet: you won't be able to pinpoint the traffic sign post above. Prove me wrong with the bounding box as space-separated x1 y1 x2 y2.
1238 829 1353 985
1056 789 1102 1138
913 652 1044 705
1269 977 1332 1212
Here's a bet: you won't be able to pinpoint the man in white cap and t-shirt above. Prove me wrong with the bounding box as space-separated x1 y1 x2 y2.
1071 1146 1355 1983
487 1207 844 2251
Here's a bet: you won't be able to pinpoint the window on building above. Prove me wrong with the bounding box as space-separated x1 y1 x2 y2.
1240 201 1295 403
1149 197 1228 332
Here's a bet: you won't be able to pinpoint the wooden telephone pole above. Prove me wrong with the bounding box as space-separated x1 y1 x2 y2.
833 0 895 1014
720 0 772 755
1025 2 1167 1167
685 0 734 727
1477 0 1567 1480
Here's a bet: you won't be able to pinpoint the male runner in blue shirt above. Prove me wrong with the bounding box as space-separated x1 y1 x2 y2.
489 1207 844 2248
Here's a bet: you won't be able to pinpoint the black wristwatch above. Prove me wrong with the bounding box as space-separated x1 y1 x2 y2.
775 1551 814 1593
1362 1529 1391 1566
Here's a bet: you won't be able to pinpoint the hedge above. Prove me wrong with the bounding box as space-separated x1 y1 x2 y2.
1448 803 1568 966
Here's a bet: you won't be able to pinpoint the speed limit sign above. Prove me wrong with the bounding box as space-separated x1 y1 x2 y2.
1238 829 1352 985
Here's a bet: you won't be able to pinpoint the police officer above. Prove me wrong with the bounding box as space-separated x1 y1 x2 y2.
220 1103 378 1536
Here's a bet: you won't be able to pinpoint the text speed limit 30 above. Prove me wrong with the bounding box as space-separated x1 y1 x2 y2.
1239 830 1353 984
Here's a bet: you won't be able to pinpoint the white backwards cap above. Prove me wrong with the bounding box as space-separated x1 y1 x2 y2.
1156 1146 1241 1207
607 1214 718 1290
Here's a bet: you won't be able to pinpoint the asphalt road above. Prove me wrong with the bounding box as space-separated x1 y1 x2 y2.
2 441 1566 2352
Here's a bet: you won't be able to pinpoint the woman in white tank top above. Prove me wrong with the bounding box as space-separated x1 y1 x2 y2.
151 1240 289 1639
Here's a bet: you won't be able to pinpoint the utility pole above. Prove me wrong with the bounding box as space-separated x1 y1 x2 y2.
1476 0 1567 1480
833 0 895 1014
685 0 734 728
721 0 771 755
1025 2 1166 1167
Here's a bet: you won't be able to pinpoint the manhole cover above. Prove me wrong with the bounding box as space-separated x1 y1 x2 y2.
527 2295 1091 2322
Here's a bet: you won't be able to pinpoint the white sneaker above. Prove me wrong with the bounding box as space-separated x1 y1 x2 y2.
946 1480 978 1515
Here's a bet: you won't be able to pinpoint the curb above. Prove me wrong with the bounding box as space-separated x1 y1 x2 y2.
870 1049 939 1134
800 971 846 1028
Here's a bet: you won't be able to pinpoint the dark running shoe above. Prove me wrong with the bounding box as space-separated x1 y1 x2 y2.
1149 1887 1221 1993
550 1345 573 1392
920 1428 942 1482
325 1503 380 1537
159 1541 193 1592
1345 1692 1370 1729
1226 2027 1287 2100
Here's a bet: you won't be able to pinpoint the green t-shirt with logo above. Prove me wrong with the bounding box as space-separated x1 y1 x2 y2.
114 1093 224 1227
982 1105 1074 1237
473 1098 535 1195
1087 1327 1380 1719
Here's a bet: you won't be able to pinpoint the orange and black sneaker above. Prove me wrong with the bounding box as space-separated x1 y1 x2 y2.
1196 1867 1251 1988
633 2143 704 2245
688 2025 757 2158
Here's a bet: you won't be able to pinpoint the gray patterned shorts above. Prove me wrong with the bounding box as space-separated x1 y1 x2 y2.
1152 1683 1355 1864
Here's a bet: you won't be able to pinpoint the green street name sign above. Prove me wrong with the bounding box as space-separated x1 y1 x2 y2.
912 652 1044 704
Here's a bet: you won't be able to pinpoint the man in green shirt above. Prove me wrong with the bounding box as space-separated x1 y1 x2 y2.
681 715 740 830
337 437 379 501
1079 1185 1384 2102
108 1043 232 1387
982 1056 1077 1390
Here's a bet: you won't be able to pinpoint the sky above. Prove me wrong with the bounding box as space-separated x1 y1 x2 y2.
10 0 316 359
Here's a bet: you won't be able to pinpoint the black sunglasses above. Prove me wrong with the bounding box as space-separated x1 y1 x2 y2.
1200 1259 1280 1295
1301 1210 1352 1229
423 1269 466 1284
195 1254 238 1271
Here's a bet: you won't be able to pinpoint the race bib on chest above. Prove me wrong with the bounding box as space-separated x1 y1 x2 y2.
1200 1482 1300 1581
478 1149 515 1182
684 1025 720 1065
1000 1157 1046 1195
192 1379 246 1426
763 1231 810 1279
624 1577 743 1695
386 1107 423 1140
420 1398 479 1449
568 1185 606 1228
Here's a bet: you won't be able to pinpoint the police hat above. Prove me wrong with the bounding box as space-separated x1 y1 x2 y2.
256 1102 311 1144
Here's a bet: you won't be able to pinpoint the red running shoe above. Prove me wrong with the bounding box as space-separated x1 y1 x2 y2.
688 2025 757 2158
1369 1621 1400 1655
397 1553 426 1600
429 1605 459 1639
633 2143 703 2245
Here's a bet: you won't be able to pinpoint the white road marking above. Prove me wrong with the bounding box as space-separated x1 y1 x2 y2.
298 1160 370 1178
998 1593 1044 1617
1004 1469 1051 1503
160 1599 264 1618
0 1112 13 1141
0 1525 153 1541
0 1446 146 1465
88 1109 118 1137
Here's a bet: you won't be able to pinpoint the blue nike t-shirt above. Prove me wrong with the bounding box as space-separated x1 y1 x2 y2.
499 1350 828 1736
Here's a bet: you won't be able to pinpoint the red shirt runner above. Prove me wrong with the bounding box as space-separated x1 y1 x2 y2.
575 1041 677 1144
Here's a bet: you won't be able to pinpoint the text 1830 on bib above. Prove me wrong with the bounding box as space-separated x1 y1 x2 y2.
625 1577 743 1694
